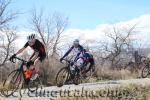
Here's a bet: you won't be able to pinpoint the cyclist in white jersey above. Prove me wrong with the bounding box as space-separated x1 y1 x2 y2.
60 39 95 77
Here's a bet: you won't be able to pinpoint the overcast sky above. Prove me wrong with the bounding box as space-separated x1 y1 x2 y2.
10 0 150 30
9 0 150 48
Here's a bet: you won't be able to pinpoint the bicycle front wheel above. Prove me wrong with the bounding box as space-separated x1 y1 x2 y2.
55 67 70 87
1 70 23 97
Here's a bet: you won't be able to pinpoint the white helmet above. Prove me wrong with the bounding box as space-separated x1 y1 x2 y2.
27 34 35 42
73 39 79 44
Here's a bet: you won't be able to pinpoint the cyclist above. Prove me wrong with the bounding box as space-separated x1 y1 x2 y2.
10 34 46 80
60 39 94 77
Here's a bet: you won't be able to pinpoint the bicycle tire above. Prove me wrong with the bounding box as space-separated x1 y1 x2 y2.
80 65 95 83
28 76 42 93
141 66 150 78
1 70 23 97
55 67 70 87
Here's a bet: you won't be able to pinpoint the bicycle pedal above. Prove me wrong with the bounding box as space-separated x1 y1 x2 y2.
25 78 30 85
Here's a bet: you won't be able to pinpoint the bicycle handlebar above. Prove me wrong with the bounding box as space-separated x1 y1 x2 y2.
10 56 27 63
15 57 27 62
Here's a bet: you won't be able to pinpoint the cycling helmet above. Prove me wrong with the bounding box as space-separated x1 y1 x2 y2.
73 39 79 44
27 34 35 42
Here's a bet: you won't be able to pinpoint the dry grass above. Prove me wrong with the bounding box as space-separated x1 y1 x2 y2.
40 58 66 85
94 66 141 81
41 59 142 85
0 58 142 87
0 83 2 90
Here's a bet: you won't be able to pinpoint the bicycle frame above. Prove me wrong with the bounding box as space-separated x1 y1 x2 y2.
2 57 42 97
11 57 29 82
63 59 72 71
13 57 42 93
62 59 75 78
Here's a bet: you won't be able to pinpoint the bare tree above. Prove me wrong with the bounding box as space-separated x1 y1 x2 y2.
98 24 138 69
0 27 17 67
30 10 68 58
29 9 68 85
0 0 17 29
0 28 17 81
0 0 18 82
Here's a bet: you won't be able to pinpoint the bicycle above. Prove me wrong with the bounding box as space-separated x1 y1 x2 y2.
55 59 95 87
1 56 43 97
141 58 150 78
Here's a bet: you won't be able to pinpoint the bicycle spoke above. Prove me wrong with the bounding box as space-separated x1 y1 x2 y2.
56 67 69 87
141 66 150 78
28 78 39 92
2 70 23 97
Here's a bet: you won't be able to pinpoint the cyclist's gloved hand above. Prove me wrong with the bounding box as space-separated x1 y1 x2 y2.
27 60 34 67
9 54 16 62
60 57 63 63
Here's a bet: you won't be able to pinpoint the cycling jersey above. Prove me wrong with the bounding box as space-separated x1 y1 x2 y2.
62 45 84 59
62 44 94 64
62 44 95 74
24 39 46 61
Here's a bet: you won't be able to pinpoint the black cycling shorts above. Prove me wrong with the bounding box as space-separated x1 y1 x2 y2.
39 55 46 62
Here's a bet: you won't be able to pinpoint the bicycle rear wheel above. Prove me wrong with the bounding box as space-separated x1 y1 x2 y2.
55 67 70 87
81 64 95 83
28 76 42 93
1 70 23 97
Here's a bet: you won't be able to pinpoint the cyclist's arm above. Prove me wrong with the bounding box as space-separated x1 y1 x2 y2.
15 47 26 55
16 42 28 55
62 46 73 58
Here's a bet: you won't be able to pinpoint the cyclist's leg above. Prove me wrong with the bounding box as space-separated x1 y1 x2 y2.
82 52 95 73
28 52 36 70
86 60 94 73
30 58 41 80
74 57 84 74
31 55 46 80
80 52 90 71
34 58 41 73
23 65 28 71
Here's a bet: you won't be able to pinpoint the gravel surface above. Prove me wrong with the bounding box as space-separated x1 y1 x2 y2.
1 78 150 100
